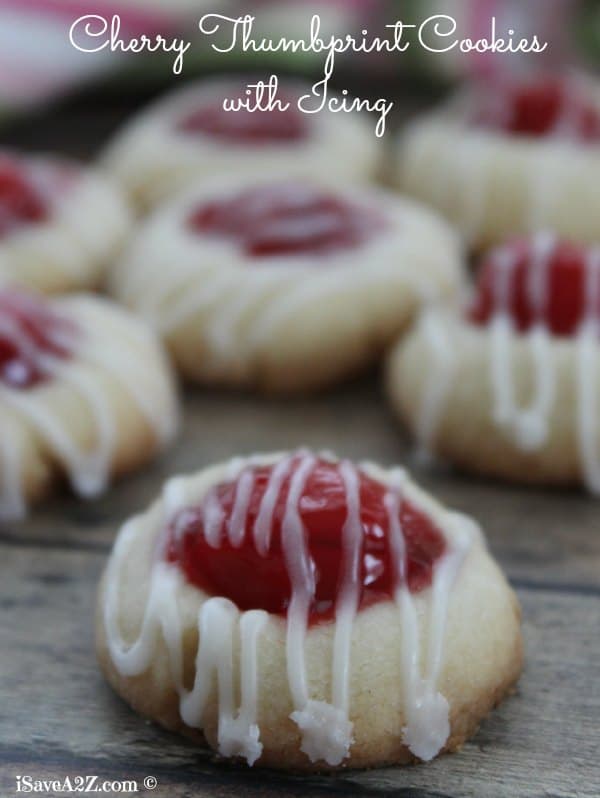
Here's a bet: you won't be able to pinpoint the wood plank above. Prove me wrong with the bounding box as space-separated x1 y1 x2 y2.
1 542 598 798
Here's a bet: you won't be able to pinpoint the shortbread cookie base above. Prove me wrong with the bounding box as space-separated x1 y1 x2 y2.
96 459 522 770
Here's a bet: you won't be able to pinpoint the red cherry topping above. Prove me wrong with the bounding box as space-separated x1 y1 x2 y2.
0 156 48 238
473 76 600 141
177 91 308 144
188 182 384 258
166 457 446 623
0 289 76 389
468 236 600 336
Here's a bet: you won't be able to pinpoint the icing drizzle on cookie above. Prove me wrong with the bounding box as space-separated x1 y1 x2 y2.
0 291 177 520
165 455 447 620
416 233 600 492
102 451 472 766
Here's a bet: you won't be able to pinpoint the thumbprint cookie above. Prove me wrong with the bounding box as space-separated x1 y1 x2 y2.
397 73 600 251
96 450 522 769
387 232 600 492
110 177 463 393
101 77 381 209
0 151 131 294
0 288 178 521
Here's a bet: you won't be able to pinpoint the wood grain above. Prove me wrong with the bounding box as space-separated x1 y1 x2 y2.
1 540 598 798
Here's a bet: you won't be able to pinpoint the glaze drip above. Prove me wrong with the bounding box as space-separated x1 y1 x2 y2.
103 452 471 766
0 293 176 520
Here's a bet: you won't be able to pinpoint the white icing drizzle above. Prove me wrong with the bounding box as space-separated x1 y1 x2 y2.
253 455 294 556
0 296 176 520
200 488 226 548
228 469 255 547
105 512 269 766
489 231 557 449
331 461 361 715
104 452 471 766
290 458 359 767
384 471 470 761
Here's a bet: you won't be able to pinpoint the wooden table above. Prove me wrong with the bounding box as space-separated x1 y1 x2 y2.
1 97 599 798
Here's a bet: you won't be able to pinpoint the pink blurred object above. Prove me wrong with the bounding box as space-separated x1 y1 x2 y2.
0 0 178 111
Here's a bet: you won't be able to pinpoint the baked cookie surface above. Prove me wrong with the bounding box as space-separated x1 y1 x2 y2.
111 176 463 393
387 233 600 492
0 151 131 294
0 288 178 520
397 74 600 251
96 450 522 770
101 77 381 209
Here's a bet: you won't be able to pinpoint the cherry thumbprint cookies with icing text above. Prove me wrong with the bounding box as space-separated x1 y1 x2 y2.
0 288 178 521
110 177 463 393
0 151 131 294
397 73 600 251
100 77 381 209
96 450 522 770
387 233 600 492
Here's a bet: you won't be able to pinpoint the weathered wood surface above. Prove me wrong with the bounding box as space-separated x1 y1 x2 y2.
1 98 599 798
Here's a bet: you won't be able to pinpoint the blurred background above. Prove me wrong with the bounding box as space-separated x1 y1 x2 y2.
0 0 598 155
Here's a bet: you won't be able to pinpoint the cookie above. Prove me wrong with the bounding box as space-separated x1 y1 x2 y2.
387 233 600 492
0 288 178 520
110 176 463 393
96 450 522 769
0 151 131 294
397 74 600 250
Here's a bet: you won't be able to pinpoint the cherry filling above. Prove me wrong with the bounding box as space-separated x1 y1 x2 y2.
468 237 600 337
472 76 600 142
177 92 308 144
0 290 75 389
0 157 48 238
166 458 446 622
188 183 384 258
